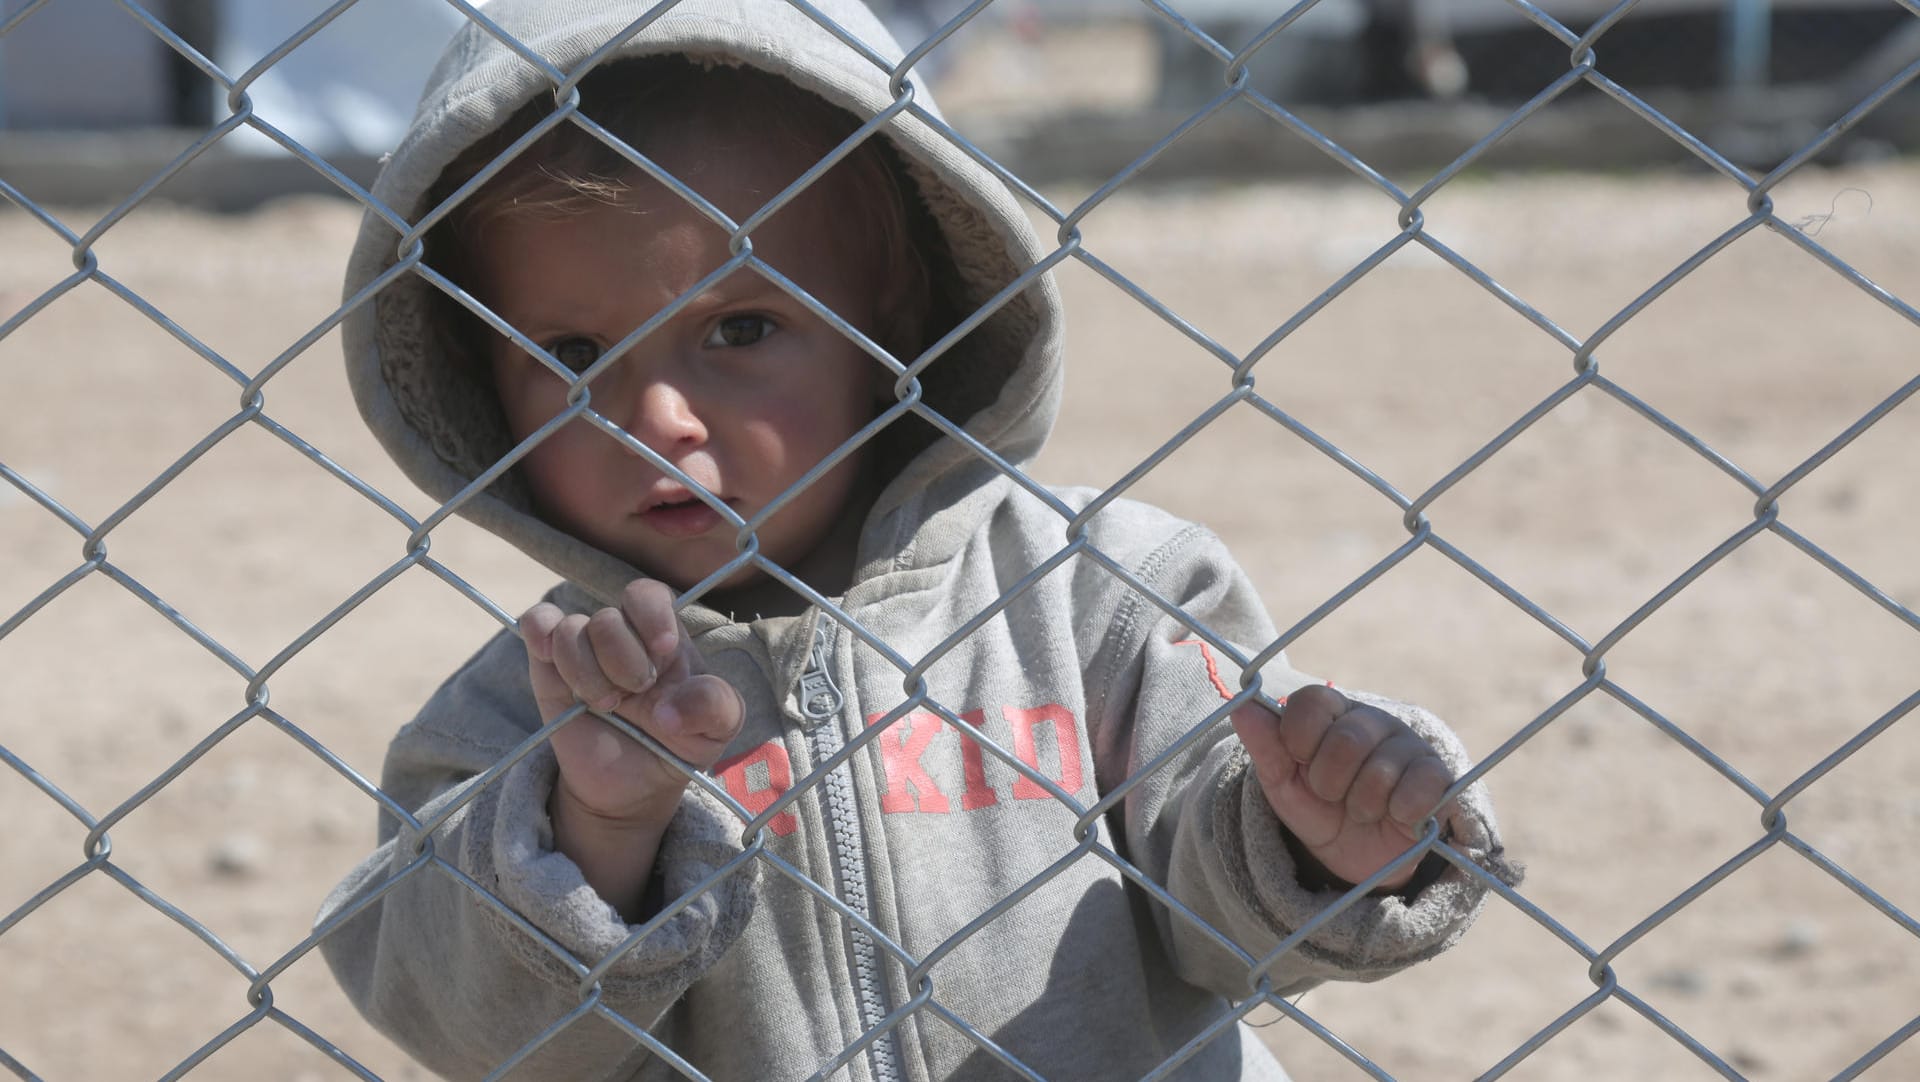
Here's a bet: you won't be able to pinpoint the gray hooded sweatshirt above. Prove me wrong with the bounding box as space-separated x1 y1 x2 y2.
317 2 1521 1079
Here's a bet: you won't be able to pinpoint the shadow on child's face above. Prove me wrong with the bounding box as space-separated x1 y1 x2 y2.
474 135 894 607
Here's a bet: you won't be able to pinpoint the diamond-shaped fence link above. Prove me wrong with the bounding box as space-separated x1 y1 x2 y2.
2 0 1918 1079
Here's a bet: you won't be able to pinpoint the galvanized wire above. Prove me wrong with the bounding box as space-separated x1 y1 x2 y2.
2 0 1918 1078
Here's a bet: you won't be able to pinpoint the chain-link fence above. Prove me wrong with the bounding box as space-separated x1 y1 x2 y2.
3 0 1919 1079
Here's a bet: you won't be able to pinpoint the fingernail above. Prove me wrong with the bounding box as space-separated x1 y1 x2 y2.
652 698 680 731
595 693 623 712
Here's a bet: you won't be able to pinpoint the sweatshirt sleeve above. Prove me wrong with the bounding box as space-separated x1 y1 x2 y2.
314 626 759 1080
1082 521 1521 1003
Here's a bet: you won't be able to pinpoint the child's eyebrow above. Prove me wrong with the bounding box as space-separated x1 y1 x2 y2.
490 300 611 342
669 271 786 312
676 269 799 313
499 272 790 341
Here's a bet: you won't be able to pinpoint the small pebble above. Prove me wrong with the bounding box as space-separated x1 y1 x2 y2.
1647 967 1706 996
309 809 355 843
209 835 263 878
1775 918 1820 958
212 764 259 803
1562 713 1597 749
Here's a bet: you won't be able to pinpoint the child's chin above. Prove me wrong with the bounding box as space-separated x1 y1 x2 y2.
662 560 763 596
711 564 766 590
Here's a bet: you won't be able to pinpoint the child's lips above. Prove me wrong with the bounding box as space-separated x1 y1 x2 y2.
639 494 727 538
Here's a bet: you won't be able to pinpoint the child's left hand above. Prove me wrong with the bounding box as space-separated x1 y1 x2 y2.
1230 684 1456 893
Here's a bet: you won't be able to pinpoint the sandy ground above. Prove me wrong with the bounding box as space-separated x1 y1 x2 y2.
3 49 1920 1082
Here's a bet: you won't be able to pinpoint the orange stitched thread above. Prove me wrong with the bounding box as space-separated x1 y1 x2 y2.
1171 639 1233 701
1173 640 1336 709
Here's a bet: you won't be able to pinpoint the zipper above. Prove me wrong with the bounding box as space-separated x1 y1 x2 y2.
799 622 843 723
801 620 901 1082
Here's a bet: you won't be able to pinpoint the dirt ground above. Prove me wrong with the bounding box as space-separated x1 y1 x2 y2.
3 71 1919 1082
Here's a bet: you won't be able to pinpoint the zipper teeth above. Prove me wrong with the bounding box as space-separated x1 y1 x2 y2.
805 629 900 1082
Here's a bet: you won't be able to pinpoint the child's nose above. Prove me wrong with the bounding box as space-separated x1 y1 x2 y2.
623 378 708 452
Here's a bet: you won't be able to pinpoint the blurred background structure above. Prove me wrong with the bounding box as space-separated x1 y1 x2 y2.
3 0 1918 201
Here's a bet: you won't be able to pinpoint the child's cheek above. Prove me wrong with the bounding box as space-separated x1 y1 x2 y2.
522 425 622 529
491 356 568 435
737 406 814 472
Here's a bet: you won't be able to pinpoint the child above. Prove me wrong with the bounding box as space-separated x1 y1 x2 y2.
320 0 1520 1078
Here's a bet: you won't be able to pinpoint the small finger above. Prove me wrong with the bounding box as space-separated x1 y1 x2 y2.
1386 754 1456 836
1229 699 1290 792
518 602 566 664
1344 731 1433 826
1303 704 1399 804
550 612 625 713
621 579 684 666
654 674 746 768
585 607 656 694
526 653 577 722
1275 683 1354 765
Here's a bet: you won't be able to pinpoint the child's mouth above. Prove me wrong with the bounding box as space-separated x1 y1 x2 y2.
640 496 725 538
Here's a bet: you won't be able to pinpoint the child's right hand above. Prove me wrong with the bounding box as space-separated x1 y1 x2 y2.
519 579 745 827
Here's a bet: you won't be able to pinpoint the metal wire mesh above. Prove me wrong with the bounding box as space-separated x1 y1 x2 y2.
2 0 1918 1079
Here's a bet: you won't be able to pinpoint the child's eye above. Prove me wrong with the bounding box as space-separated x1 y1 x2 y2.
705 315 775 349
549 337 602 373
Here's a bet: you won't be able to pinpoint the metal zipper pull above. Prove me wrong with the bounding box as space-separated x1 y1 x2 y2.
798 622 842 722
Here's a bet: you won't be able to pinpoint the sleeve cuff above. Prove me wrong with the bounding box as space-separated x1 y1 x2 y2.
468 745 761 1001
1214 734 1522 982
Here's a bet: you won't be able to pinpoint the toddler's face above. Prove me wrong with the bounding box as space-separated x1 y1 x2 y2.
476 139 888 598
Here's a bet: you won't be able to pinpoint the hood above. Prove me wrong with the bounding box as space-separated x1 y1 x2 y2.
341 0 1065 620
